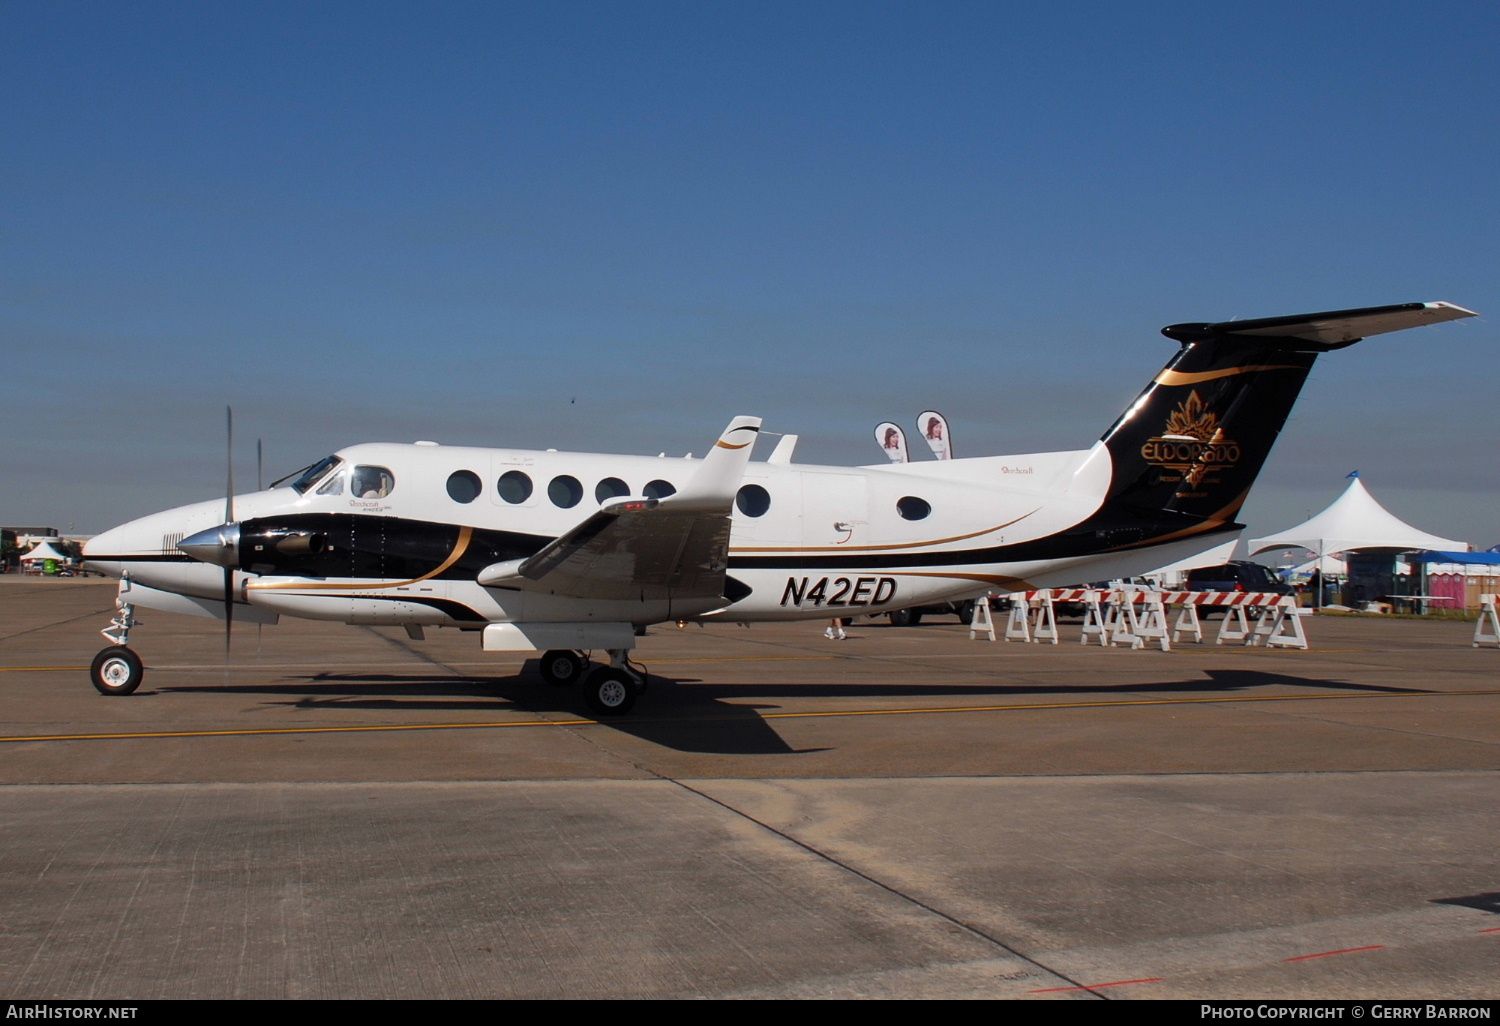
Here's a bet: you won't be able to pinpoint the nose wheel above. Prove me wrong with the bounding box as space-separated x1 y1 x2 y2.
90 646 144 696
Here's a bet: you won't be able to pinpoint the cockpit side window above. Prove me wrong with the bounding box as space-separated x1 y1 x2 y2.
291 456 341 494
351 465 395 499
316 470 345 496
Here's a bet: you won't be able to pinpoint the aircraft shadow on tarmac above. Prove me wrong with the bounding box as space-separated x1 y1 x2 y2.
153 665 1432 757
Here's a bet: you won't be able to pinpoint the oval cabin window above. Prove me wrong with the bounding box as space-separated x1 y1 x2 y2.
595 477 629 504
497 471 534 504
548 475 583 508
896 496 931 521
735 484 771 518
446 470 481 504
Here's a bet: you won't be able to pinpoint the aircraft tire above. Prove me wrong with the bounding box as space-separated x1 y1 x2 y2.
955 600 976 624
888 608 922 627
91 646 144 696
538 649 585 687
584 667 637 716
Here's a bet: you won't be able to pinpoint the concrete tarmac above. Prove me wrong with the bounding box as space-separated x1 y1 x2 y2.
1 576 1497 998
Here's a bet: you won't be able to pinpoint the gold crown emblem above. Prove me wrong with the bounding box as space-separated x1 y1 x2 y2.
1163 390 1223 443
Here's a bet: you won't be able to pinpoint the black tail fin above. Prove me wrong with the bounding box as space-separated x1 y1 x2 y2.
1093 302 1474 533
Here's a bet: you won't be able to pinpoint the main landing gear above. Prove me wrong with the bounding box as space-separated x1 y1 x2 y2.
91 582 145 695
538 649 587 687
537 648 645 716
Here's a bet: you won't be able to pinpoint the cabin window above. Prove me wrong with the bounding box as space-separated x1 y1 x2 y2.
643 479 677 500
446 470 481 504
497 471 533 504
548 475 583 509
291 456 341 494
736 484 771 518
595 477 629 504
896 496 931 521
352 466 395 499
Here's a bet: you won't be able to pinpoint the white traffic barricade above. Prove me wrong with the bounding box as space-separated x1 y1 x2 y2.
1203 592 1306 647
1074 590 1110 647
969 595 996 641
1031 591 1060 645
1005 595 1032 642
1245 595 1311 649
1105 591 1171 651
1475 594 1500 649
1162 591 1205 644
1006 591 1059 644
1105 592 1144 649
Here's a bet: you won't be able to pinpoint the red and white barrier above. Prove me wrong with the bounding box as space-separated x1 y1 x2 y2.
1000 590 1311 651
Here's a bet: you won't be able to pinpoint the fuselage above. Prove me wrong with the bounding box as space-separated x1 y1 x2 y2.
84 436 1229 629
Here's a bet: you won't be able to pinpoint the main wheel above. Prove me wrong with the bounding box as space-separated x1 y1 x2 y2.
888 608 922 627
955 600 976 624
538 649 585 686
584 667 637 716
91 646 144 696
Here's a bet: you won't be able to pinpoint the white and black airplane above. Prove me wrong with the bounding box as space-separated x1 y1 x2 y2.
83 301 1475 714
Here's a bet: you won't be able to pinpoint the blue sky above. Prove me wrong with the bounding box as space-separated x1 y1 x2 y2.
3 0 1496 544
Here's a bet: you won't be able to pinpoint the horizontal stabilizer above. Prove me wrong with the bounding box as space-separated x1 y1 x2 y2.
1164 302 1476 348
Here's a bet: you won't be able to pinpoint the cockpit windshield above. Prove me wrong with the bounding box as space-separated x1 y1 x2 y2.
287 456 342 494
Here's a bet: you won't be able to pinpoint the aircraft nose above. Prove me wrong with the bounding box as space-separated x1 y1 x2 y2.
82 528 122 561
178 524 241 567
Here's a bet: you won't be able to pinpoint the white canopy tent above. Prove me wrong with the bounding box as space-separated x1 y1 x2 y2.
19 541 73 564
1249 475 1467 559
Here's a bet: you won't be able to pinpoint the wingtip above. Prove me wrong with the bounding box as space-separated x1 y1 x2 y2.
1423 301 1479 320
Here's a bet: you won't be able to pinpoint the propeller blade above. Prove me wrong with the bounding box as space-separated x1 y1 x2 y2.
257 438 264 492
224 406 235 653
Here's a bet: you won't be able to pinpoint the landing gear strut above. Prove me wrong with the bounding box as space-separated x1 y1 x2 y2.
91 576 145 695
584 648 645 716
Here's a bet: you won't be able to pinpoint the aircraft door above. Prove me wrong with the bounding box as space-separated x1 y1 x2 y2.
801 473 869 548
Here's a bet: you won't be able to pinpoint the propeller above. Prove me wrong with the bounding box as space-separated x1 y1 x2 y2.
224 406 235 653
256 438 264 658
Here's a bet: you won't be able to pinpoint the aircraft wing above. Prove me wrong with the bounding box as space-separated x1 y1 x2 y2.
480 416 761 603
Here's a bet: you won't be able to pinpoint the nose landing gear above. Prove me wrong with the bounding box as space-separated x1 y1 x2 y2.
91 646 144 696
91 576 145 695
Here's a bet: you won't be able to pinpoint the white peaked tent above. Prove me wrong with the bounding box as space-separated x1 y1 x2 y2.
20 541 73 564
1249 475 1467 559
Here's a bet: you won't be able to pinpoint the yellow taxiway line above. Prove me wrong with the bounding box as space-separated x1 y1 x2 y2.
1 687 1497 745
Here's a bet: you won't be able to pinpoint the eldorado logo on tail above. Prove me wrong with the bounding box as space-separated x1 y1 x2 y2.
1139 390 1242 493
